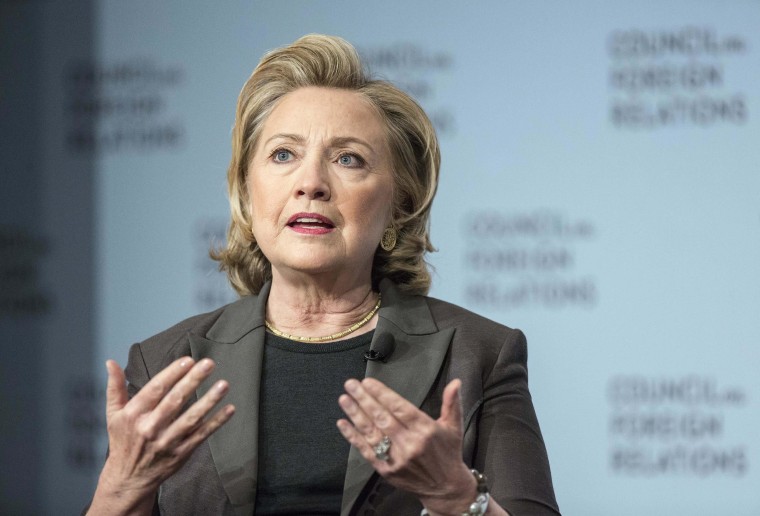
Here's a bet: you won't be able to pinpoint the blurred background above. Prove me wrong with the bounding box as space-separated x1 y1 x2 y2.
1 1 758 514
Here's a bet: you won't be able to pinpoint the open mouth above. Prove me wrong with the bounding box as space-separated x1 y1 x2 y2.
288 217 334 229
286 213 336 233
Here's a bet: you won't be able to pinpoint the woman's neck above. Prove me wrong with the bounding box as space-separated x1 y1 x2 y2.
265 271 379 341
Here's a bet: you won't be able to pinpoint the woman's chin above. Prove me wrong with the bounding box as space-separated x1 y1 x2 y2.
274 257 360 280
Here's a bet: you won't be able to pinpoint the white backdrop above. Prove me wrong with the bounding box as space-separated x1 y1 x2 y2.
62 1 760 514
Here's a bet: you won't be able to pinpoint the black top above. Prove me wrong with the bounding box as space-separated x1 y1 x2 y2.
253 330 374 515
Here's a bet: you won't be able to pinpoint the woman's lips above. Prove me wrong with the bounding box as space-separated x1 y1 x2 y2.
286 213 335 235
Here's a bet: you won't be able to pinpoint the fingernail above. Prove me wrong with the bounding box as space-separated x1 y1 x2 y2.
215 381 228 392
201 359 214 371
345 379 359 393
179 358 191 368
361 378 376 390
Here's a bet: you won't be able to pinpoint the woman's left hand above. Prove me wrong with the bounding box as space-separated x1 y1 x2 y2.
337 377 478 514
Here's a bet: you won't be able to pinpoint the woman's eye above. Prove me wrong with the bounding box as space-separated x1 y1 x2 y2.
338 154 364 167
273 150 292 162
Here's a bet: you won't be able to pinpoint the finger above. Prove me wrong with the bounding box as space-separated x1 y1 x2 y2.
336 418 392 471
343 379 405 436
173 403 235 458
127 356 196 415
159 379 231 446
147 359 217 430
438 379 463 432
105 360 128 418
360 377 428 428
338 391 387 446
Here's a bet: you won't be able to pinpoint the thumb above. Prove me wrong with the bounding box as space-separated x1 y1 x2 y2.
438 379 463 432
105 359 129 417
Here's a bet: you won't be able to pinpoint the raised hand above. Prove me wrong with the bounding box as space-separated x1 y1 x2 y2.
337 378 480 515
88 357 234 515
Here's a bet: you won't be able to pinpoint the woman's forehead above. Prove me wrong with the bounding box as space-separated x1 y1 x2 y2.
260 87 388 147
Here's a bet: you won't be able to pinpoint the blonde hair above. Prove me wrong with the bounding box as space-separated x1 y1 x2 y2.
212 34 440 296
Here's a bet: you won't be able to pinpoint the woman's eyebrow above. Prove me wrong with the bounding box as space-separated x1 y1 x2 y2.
263 133 305 145
330 136 376 154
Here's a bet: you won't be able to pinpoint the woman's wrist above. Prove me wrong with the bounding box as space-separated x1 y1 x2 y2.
87 465 157 516
418 463 480 516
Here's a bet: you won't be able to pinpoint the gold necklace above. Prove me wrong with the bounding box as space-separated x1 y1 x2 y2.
265 293 381 343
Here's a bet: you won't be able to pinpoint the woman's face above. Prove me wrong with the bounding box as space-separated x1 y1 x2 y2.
247 86 394 284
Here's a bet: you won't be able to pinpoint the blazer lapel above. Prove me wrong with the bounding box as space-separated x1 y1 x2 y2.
188 282 271 516
341 280 454 516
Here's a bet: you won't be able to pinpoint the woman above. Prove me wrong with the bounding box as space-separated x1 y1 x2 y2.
87 35 560 516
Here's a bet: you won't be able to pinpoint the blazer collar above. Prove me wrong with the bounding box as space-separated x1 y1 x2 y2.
188 280 452 516
205 282 270 343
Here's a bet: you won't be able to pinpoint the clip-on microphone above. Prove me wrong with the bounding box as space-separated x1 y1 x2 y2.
363 333 395 363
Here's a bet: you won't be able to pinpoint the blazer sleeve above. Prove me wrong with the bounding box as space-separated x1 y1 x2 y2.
474 329 561 516
125 342 152 395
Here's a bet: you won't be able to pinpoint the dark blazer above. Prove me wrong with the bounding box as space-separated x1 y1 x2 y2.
124 280 560 516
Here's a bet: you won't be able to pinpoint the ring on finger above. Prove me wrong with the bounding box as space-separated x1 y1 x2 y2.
373 435 392 461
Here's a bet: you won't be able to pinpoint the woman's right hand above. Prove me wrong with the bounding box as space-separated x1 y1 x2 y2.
87 357 235 516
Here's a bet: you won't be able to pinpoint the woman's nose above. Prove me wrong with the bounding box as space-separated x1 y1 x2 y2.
295 157 331 200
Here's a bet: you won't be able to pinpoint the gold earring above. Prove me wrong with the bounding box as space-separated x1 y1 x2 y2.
380 227 397 251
